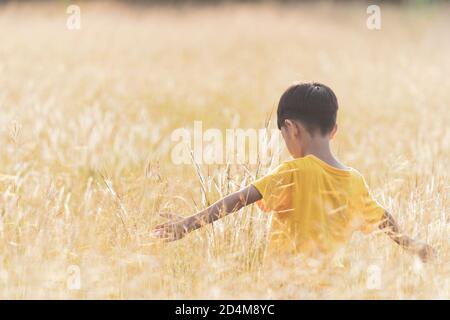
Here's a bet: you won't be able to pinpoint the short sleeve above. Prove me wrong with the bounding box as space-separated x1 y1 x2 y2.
251 162 294 213
358 176 385 234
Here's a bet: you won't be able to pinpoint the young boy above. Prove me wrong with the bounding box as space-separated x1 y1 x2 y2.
152 82 434 262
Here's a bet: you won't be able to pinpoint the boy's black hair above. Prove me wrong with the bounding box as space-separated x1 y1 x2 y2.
277 82 339 136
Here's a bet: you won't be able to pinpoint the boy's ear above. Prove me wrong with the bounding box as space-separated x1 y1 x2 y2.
285 119 299 135
330 124 338 139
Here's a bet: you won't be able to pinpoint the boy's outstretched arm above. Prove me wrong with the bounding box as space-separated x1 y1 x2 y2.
151 185 262 242
379 210 435 262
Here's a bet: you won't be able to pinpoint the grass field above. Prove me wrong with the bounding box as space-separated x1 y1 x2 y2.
0 1 448 299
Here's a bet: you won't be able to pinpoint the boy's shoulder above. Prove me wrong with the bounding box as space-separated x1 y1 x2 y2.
278 156 366 181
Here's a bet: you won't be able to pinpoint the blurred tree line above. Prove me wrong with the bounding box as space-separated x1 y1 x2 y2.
0 0 447 5
84 0 447 3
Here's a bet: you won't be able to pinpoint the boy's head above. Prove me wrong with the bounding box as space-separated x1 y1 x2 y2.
277 82 339 156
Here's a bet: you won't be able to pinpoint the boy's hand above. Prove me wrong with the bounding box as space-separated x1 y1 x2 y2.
151 213 189 242
380 211 436 263
150 185 262 242
411 242 436 263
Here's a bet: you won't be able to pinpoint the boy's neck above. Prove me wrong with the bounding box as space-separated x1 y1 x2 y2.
300 138 345 169
303 143 333 160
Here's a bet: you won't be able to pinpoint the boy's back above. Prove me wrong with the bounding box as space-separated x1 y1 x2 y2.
152 82 434 263
253 154 385 257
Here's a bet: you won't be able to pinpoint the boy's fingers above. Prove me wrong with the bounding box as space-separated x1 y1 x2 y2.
150 227 177 238
161 237 177 243
151 233 175 242
151 231 176 242
150 227 184 242
154 222 176 230
150 234 173 242
150 230 164 238
417 244 436 262
424 246 436 261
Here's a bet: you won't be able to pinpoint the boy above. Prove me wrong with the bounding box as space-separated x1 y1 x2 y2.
152 82 434 262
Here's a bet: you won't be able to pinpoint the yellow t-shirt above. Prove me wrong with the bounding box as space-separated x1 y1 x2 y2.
252 154 385 257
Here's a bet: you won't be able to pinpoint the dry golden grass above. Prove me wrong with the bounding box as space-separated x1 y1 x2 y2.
0 1 448 299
